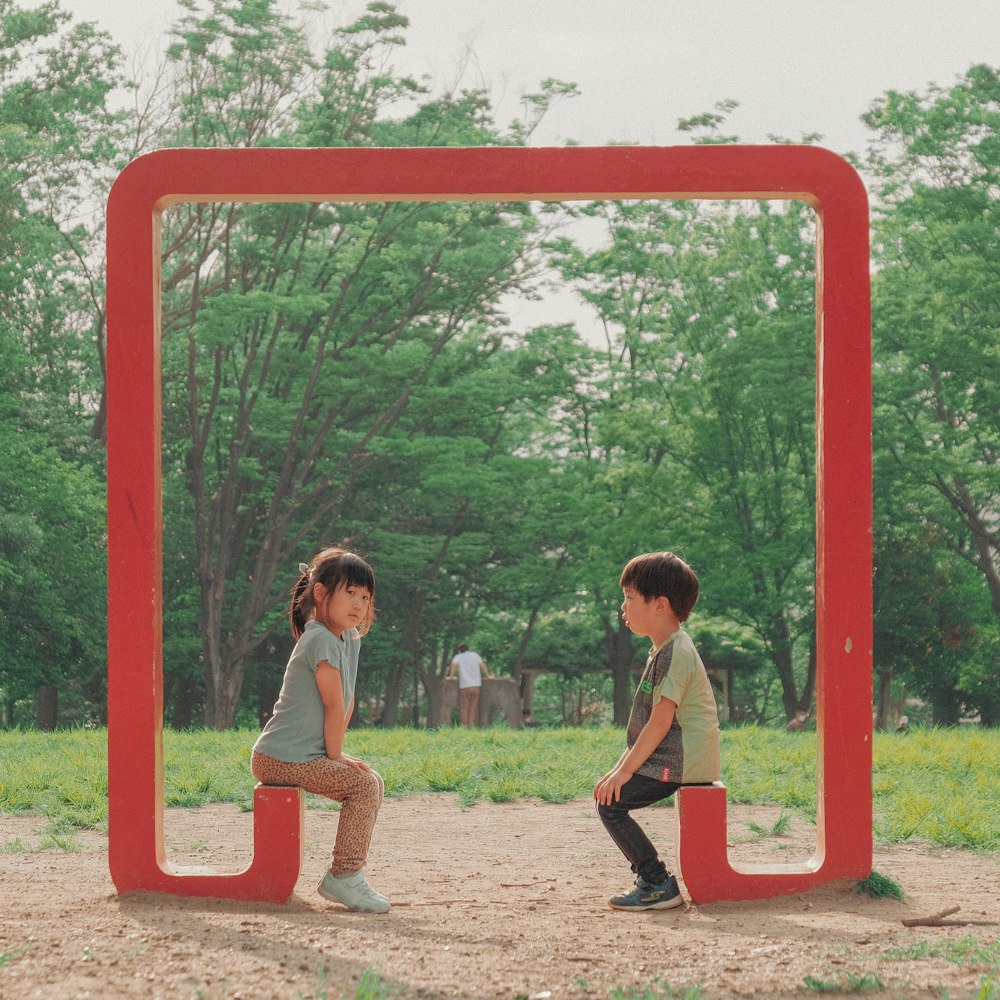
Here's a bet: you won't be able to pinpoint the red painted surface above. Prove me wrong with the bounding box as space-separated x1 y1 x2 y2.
106 146 871 902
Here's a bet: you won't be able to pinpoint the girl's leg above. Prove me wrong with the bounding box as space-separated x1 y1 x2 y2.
596 774 680 885
251 752 384 874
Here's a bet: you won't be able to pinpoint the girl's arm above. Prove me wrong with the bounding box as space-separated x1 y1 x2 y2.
315 662 368 771
594 696 676 805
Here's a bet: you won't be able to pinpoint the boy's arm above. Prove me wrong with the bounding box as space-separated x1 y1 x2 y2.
594 696 676 805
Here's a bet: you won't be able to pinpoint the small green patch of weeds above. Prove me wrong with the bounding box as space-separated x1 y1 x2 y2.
295 968 407 1000
608 979 703 999
884 935 1000 968
1 837 27 854
747 812 792 839
418 756 473 793
38 830 81 852
0 945 32 968
855 870 904 899
803 971 884 993
345 968 406 1000
937 977 998 1000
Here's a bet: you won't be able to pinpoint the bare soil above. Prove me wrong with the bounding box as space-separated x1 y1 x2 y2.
2 796 998 999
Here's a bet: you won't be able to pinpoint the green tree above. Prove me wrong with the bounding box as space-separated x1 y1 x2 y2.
866 64 1000 723
552 186 819 723
0 1 124 723
153 1 561 726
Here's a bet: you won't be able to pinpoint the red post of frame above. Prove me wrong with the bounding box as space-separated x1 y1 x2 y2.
106 146 871 902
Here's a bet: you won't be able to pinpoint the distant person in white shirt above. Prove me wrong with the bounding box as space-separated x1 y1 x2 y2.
447 644 493 726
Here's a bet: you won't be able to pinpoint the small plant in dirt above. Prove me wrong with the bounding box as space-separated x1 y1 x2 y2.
608 979 703 999
746 811 792 839
803 971 885 993
884 935 1000 969
854 870 904 899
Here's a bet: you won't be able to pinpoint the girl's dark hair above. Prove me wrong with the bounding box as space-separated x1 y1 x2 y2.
290 546 376 639
620 551 699 622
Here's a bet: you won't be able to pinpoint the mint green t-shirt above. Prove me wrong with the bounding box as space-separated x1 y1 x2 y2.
252 620 360 763
625 628 721 784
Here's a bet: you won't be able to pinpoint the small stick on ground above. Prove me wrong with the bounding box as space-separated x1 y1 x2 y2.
902 906 999 928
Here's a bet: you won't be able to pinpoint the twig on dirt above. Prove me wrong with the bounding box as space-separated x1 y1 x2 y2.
902 906 998 928
391 899 486 907
499 880 556 888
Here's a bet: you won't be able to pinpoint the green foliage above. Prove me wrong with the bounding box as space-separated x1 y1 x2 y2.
2 0 1000 742
866 65 1000 727
2 726 999 857
872 727 999 849
746 811 792 840
803 972 885 993
608 981 702 1000
854 870 904 900
884 935 1000 970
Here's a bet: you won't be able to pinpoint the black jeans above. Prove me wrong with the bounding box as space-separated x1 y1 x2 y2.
597 773 680 885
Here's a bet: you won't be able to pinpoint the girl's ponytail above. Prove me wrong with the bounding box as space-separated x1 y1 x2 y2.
289 563 312 639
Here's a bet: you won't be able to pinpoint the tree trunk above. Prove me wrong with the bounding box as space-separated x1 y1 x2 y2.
202 653 245 729
768 612 802 722
36 686 58 730
607 618 637 725
378 660 407 727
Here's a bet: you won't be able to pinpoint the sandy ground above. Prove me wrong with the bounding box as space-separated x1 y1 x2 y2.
1 796 998 1000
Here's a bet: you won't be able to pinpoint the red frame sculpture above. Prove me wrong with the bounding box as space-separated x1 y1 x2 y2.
106 146 872 903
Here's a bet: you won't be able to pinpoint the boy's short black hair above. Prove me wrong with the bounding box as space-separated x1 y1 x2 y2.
619 551 699 622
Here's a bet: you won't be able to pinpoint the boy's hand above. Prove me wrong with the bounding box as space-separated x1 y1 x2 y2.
594 765 633 805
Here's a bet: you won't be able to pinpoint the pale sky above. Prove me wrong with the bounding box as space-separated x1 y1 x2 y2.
63 0 1000 336
66 0 1000 156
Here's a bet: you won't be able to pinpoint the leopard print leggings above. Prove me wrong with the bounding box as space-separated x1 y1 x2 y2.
251 751 384 876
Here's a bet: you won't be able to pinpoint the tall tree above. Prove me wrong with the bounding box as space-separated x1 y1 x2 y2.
154 1 555 726
865 65 1000 724
0 2 124 723
551 183 819 723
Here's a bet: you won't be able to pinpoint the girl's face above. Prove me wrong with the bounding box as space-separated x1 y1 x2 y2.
314 580 372 638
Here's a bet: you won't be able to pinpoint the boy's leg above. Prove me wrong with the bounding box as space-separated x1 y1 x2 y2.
597 774 680 885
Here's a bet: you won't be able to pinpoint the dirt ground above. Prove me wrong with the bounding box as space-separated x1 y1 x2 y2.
1 796 998 1000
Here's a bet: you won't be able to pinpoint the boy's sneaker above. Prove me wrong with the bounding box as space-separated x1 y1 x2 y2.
609 874 683 911
318 870 390 913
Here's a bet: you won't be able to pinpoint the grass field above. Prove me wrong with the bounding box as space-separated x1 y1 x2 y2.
1 724 997 853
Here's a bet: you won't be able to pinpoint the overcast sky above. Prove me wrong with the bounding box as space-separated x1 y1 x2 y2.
64 0 1000 335
67 0 1000 156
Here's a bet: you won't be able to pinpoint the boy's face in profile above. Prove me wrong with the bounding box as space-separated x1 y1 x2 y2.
621 587 657 639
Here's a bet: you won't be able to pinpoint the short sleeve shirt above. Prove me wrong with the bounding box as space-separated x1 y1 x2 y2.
625 628 721 784
452 650 484 688
252 620 360 763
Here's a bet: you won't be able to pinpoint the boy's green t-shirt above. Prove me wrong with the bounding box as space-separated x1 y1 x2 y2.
626 628 721 784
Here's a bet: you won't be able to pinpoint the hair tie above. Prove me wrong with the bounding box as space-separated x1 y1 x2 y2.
298 562 310 576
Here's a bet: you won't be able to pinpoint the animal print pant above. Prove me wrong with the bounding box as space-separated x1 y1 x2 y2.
251 751 384 876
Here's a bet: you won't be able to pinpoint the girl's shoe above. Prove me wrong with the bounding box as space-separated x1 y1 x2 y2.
318 870 390 913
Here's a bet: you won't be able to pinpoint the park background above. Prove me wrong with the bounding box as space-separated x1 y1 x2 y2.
1 0 1000 735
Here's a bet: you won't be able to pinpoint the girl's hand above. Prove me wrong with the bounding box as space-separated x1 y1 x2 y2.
334 752 370 772
594 765 633 805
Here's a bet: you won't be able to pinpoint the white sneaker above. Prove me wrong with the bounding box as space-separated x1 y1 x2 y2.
318 870 390 913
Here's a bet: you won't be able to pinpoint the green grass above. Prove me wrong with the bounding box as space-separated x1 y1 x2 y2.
607 981 702 1000
803 971 885 993
883 936 1000 968
0 725 998 853
854 870 904 899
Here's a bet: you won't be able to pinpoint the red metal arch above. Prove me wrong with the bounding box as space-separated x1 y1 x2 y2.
106 145 872 903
